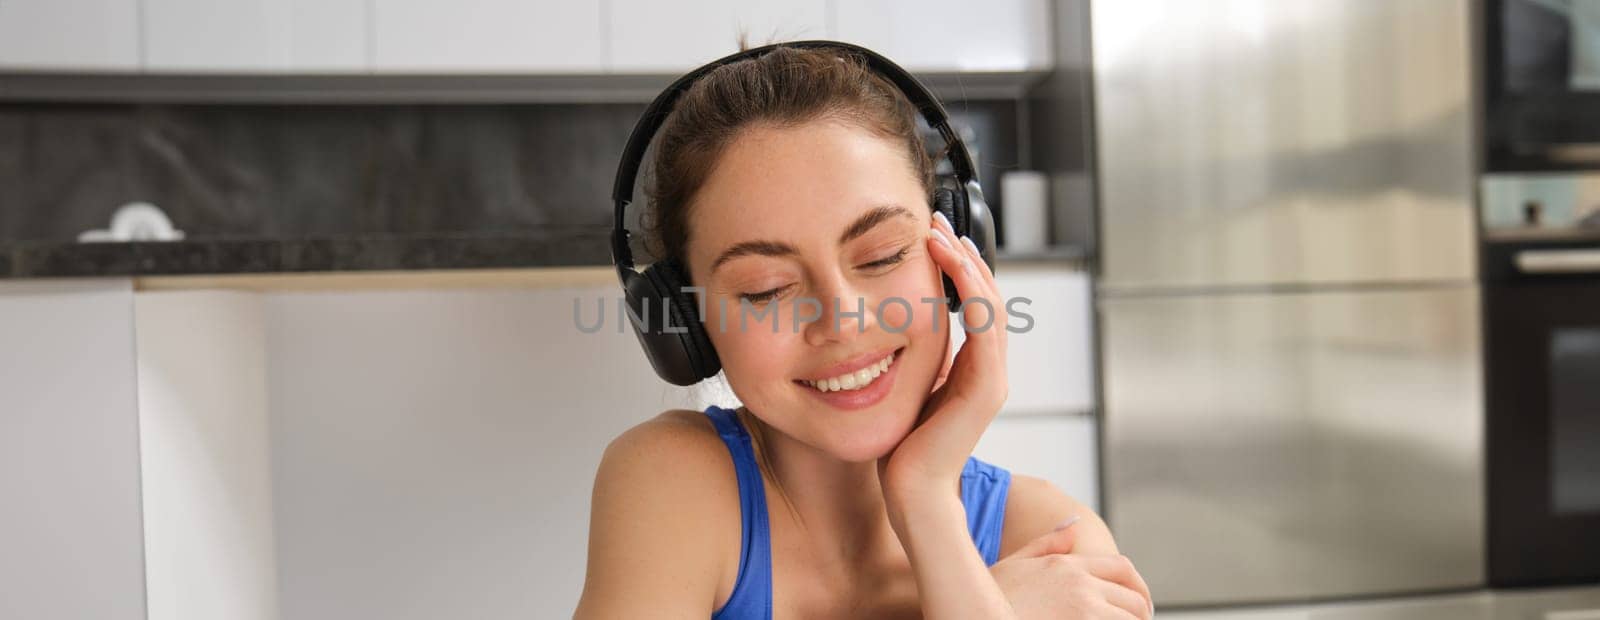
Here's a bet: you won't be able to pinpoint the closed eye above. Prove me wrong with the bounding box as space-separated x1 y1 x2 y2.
738 285 788 305
861 246 911 270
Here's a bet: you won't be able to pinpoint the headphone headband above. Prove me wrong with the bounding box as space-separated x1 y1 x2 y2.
610 40 978 272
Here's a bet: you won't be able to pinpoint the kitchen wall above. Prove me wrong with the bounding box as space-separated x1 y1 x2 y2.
0 100 1019 248
0 103 639 242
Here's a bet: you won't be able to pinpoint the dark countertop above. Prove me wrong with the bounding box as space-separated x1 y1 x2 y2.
1 228 1090 280
0 229 615 279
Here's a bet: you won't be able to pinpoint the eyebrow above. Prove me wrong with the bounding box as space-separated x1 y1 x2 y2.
709 204 916 273
839 204 916 247
708 239 796 274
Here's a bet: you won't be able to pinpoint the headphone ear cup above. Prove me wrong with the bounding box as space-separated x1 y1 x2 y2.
651 258 721 381
933 187 956 225
622 260 719 386
959 180 997 277
931 188 963 313
946 185 970 238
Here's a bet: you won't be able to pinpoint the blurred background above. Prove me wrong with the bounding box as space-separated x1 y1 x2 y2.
0 1 1597 619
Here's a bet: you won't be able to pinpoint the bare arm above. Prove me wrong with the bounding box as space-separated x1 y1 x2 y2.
574 414 733 619
1000 474 1120 557
885 480 1019 620
995 474 1154 617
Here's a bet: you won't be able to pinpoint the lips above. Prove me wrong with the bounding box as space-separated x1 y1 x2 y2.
805 351 895 392
794 345 905 392
794 346 903 409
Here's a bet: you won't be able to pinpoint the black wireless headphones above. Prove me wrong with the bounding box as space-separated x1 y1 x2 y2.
611 40 997 386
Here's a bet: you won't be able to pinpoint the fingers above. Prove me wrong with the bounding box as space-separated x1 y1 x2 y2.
931 210 996 295
1128 562 1153 617
927 214 987 305
956 225 996 282
1002 515 1081 561
1083 555 1153 618
1097 577 1153 620
928 211 1002 339
1096 601 1144 620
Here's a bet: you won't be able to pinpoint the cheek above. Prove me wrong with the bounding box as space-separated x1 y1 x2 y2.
874 296 914 331
875 254 948 337
866 262 951 391
703 299 801 383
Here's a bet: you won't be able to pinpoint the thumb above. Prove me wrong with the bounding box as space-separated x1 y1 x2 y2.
1002 515 1081 561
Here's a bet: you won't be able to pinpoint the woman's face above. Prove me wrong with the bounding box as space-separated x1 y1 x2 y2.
684 118 952 463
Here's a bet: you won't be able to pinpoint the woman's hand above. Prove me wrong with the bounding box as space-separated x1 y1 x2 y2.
991 518 1155 619
872 211 1018 619
878 209 1010 503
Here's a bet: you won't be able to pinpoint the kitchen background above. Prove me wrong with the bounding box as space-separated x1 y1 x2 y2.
0 1 1596 620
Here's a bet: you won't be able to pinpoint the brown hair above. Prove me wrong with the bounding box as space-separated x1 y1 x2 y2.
641 44 938 269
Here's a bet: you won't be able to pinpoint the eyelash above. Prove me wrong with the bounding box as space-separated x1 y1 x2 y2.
736 245 911 304
862 246 911 269
738 287 787 305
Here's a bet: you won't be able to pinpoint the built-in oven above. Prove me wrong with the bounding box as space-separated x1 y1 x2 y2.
1482 171 1600 588
1486 0 1600 171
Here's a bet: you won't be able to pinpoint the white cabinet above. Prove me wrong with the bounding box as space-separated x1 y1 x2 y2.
0 0 140 72
1002 266 1094 415
833 0 1052 71
973 414 1099 512
372 0 604 73
952 265 1095 416
263 284 702 619
0 279 147 619
609 0 826 72
136 291 279 620
143 0 368 72
282 0 369 72
1 0 1051 77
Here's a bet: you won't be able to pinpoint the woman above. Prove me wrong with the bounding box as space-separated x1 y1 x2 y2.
576 43 1152 619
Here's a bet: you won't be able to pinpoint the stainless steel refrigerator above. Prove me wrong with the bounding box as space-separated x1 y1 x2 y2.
1090 0 1484 607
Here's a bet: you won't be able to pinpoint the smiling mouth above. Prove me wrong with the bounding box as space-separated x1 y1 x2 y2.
795 347 903 393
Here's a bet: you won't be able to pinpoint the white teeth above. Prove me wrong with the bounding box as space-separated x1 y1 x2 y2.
805 351 897 393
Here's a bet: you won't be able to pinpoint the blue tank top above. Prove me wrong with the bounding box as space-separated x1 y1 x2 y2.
702 405 1011 620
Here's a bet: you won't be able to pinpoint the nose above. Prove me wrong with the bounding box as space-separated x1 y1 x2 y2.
802 273 878 347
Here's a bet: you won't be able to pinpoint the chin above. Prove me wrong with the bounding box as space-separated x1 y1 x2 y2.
824 429 903 463
811 391 927 464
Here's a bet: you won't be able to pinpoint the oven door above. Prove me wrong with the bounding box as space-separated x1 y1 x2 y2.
1486 243 1600 587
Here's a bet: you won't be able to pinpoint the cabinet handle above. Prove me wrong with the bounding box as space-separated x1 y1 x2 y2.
1516 249 1600 274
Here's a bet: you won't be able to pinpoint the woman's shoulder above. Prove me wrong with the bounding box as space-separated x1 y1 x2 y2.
577 408 743 616
594 407 742 520
616 407 719 442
